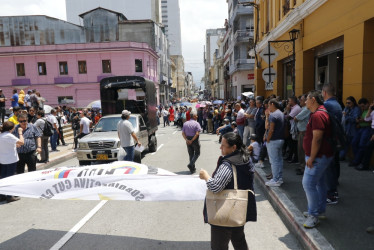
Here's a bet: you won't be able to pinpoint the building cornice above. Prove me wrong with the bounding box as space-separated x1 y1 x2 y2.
256 0 328 52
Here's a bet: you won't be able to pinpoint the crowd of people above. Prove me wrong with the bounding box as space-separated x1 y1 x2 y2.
173 83 374 233
0 88 103 203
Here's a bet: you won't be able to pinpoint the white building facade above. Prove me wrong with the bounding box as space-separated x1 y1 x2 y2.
224 0 255 99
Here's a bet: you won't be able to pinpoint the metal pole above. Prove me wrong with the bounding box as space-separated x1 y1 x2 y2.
268 42 271 89
292 39 296 96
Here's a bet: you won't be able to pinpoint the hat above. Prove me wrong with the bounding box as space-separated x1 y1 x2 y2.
122 110 131 116
250 134 258 141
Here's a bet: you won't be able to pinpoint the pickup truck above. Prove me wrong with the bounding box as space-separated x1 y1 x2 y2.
76 113 157 165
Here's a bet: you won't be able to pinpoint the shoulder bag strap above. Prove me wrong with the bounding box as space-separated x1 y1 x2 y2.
232 164 238 190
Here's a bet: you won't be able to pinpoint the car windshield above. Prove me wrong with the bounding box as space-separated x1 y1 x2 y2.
94 116 137 132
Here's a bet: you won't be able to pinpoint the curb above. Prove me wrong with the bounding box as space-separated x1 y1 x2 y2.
36 151 77 170
254 167 334 250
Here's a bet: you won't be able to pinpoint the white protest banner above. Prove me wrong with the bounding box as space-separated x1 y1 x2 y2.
0 161 207 201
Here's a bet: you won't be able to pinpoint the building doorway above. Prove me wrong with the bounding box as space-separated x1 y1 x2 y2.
315 50 344 102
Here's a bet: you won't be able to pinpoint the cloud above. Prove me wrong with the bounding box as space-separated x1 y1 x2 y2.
180 0 227 85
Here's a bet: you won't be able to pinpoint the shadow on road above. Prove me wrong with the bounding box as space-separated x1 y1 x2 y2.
0 229 211 250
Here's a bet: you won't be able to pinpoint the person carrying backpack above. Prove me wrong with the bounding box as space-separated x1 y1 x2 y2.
34 110 51 163
302 90 334 229
322 84 343 205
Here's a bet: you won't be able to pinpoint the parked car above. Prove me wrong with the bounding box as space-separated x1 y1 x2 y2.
76 113 157 166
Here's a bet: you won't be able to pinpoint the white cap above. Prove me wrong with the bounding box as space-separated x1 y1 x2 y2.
122 110 131 116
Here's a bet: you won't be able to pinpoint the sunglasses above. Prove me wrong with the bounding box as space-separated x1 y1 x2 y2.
346 102 352 104
19 120 27 123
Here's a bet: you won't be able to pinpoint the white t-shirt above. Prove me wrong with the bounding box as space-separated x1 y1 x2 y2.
250 141 260 161
117 119 135 147
80 117 91 134
0 132 19 164
46 114 58 128
237 108 245 120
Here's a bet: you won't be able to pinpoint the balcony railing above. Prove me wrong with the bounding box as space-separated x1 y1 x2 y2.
233 29 254 44
228 59 255 75
229 5 254 26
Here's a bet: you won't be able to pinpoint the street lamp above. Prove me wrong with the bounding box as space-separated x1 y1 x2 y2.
267 29 300 96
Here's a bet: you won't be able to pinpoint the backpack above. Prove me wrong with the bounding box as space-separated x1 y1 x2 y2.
316 109 346 152
43 119 54 136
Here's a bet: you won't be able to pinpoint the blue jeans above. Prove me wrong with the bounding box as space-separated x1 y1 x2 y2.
123 146 135 161
237 125 244 139
267 139 284 182
50 129 58 151
351 127 372 164
302 155 333 216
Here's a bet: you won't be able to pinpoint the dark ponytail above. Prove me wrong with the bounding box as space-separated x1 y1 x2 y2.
223 132 250 161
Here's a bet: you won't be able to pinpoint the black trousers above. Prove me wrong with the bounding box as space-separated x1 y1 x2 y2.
57 127 66 145
0 107 5 124
74 133 88 149
186 136 200 168
17 151 37 174
211 225 248 250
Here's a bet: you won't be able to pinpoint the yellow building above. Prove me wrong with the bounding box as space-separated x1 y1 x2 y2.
253 0 374 102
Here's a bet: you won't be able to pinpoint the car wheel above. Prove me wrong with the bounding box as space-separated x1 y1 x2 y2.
148 135 157 152
134 151 142 164
79 160 91 166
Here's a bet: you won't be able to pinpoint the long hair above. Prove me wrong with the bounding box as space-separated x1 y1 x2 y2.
346 96 358 107
222 132 250 161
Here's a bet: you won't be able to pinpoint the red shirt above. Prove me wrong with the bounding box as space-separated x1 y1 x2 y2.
303 105 333 158
186 111 191 121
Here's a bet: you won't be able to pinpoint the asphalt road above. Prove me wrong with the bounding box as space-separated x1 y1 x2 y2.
0 125 302 250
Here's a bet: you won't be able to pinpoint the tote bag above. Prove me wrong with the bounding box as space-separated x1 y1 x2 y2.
206 165 255 227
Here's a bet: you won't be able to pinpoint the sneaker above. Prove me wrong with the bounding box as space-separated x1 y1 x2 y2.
266 173 273 180
255 162 264 168
265 179 282 187
303 215 319 228
326 196 338 205
303 211 326 220
278 178 284 184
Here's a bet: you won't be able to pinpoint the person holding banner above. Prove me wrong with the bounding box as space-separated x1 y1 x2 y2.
0 121 24 202
199 132 256 250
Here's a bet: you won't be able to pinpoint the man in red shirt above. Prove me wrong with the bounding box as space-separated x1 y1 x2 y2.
186 107 192 121
302 90 334 229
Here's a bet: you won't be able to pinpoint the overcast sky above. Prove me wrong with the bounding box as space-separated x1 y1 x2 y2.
0 0 228 87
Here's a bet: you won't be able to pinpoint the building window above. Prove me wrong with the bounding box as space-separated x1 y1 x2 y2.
38 62 47 75
78 61 87 74
16 63 25 76
59 62 68 75
135 59 143 73
102 60 111 73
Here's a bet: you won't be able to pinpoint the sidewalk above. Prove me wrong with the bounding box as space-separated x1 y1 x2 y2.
35 137 76 171
255 159 374 250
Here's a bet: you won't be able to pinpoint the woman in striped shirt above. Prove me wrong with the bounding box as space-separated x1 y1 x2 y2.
200 132 256 250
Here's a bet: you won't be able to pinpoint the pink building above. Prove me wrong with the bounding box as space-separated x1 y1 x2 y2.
0 41 159 108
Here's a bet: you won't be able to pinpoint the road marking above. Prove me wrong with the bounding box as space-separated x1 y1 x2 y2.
151 144 164 155
50 200 108 250
172 131 177 135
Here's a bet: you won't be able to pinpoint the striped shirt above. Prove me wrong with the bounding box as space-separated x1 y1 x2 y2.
206 163 233 193
12 123 41 153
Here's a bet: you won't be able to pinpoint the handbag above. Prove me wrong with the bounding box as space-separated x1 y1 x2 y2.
206 164 255 227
